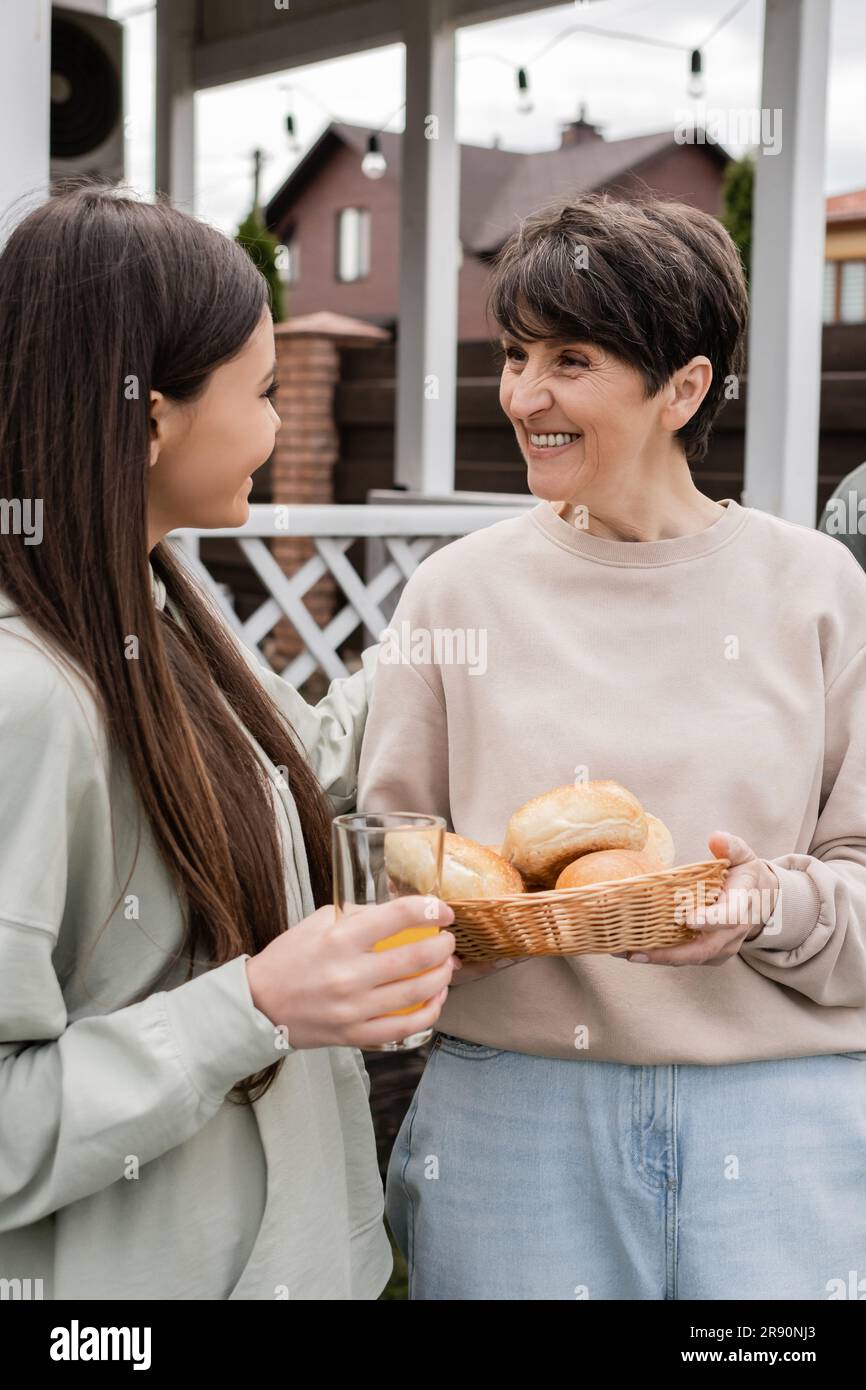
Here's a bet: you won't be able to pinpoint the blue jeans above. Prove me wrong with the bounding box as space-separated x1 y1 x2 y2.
385 1032 866 1300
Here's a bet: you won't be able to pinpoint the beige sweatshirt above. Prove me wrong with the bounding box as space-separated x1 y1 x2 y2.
358 497 866 1065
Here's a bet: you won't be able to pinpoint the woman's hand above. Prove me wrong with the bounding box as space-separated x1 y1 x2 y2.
617 831 780 967
245 896 457 1050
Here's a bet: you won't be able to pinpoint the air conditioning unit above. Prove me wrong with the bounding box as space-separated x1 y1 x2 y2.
49 5 124 191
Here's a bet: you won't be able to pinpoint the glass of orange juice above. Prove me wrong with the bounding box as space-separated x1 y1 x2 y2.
332 812 447 1051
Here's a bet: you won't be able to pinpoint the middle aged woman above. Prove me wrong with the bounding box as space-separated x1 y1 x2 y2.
357 193 866 1301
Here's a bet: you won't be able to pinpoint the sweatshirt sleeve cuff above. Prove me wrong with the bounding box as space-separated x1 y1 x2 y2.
159 955 291 1105
740 863 822 954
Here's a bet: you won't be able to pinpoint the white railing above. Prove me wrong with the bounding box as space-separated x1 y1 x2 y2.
168 501 534 688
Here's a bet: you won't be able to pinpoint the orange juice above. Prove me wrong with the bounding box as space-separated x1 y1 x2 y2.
373 924 440 1016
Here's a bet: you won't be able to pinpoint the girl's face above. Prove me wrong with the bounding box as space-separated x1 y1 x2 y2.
147 305 280 549
498 334 666 501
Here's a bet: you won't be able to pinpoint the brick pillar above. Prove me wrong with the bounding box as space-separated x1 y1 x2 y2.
267 312 390 669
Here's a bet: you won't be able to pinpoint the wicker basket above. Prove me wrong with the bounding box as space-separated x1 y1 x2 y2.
446 858 730 960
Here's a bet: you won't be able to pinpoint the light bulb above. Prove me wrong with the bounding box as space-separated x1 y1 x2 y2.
516 66 533 116
362 151 387 179
362 134 387 180
688 49 704 101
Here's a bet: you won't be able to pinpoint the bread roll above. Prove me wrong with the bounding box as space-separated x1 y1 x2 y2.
502 780 648 885
441 834 525 899
555 848 658 890
384 829 525 901
642 812 675 869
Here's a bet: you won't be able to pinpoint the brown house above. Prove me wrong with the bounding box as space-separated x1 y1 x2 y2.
824 188 866 324
264 114 729 341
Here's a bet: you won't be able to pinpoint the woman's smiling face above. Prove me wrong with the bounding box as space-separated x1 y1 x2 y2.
498 334 666 501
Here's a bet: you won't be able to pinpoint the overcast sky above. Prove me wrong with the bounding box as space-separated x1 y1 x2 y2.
109 0 866 236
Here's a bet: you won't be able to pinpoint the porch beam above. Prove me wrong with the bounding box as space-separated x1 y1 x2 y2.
191 0 589 90
395 0 460 492
155 0 197 211
0 0 50 242
193 0 402 90
743 0 832 523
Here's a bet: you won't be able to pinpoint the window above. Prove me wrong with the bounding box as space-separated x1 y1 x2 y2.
822 261 836 322
840 260 866 322
823 259 866 323
337 208 371 282
276 237 299 284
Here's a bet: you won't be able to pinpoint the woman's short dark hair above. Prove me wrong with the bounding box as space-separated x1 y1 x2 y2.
486 192 749 463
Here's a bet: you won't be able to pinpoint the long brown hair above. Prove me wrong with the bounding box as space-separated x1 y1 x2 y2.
0 184 335 1102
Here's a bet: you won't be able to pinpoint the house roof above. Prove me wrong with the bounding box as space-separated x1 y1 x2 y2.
826 188 866 223
273 310 390 343
264 119 729 256
469 129 716 253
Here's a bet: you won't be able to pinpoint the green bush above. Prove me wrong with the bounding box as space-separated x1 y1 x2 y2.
235 208 285 322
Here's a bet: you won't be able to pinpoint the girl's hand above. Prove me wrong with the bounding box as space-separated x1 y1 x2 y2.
245 896 458 1050
616 831 780 967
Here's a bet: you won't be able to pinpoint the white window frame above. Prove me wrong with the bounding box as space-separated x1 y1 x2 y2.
276 236 300 285
823 258 866 324
336 207 371 283
839 259 866 323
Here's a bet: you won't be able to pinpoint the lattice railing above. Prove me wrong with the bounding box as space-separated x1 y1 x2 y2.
168 502 532 688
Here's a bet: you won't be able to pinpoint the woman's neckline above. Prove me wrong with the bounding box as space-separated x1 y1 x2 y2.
530 495 749 567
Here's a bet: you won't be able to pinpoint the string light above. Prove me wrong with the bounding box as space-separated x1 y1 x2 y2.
516 67 533 115
361 133 387 179
285 113 301 154
117 0 751 186
357 100 406 179
688 50 705 100
275 0 751 171
500 0 751 113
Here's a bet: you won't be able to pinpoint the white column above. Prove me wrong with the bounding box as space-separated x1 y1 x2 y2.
396 0 461 493
155 0 196 211
743 0 832 524
0 0 51 242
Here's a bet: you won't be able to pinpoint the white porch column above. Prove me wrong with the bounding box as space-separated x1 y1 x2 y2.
743 0 832 524
0 0 51 243
396 0 461 493
155 0 196 211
